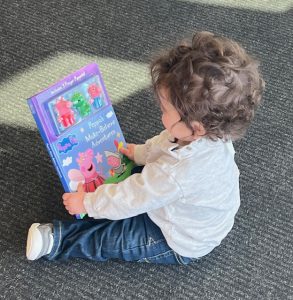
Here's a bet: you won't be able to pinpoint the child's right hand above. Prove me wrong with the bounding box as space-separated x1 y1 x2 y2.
120 143 136 161
62 183 86 215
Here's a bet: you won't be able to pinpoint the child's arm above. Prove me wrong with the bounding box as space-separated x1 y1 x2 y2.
63 130 172 216
62 161 181 217
122 130 168 166
82 161 181 220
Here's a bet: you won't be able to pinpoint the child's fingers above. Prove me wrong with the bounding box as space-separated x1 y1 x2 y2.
120 147 129 155
64 201 73 213
62 193 70 201
63 195 73 206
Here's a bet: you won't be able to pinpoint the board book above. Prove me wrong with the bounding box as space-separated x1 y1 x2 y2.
28 63 134 218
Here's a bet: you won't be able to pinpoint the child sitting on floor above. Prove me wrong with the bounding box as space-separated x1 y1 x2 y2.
26 31 264 264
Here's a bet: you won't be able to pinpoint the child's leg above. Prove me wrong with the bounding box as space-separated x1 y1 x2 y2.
46 213 192 265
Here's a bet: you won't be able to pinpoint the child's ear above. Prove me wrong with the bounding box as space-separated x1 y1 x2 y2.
191 121 206 138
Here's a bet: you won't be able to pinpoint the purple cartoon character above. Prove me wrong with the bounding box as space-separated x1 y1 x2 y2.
68 149 105 192
88 83 104 109
55 97 75 128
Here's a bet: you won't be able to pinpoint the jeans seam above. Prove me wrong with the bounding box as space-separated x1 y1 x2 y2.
120 238 166 252
138 249 174 262
146 237 166 247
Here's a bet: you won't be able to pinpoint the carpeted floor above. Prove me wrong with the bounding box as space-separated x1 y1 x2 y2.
0 1 292 299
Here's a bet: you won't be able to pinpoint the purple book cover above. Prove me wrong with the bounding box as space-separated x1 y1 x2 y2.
28 63 135 219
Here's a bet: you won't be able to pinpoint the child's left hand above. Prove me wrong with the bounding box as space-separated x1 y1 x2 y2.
62 183 87 215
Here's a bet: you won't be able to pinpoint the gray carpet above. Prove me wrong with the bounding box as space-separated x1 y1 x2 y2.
0 1 292 299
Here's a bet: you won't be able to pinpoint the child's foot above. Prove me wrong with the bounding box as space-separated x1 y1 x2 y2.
26 223 54 260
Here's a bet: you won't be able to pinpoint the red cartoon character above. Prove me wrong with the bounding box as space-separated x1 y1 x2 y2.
55 97 75 128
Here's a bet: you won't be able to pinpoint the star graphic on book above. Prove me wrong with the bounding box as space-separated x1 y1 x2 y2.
116 132 121 138
80 127 84 133
95 152 103 163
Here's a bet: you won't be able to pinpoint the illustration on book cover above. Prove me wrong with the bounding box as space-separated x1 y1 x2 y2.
28 63 135 218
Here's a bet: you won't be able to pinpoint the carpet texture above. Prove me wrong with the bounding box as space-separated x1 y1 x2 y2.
0 1 292 299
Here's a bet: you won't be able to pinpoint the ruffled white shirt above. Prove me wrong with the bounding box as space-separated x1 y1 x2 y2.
84 130 240 258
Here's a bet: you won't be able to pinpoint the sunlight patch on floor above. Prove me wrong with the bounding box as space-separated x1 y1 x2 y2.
179 0 292 12
0 52 149 127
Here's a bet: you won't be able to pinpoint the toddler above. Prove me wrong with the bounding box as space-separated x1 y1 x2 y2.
26 31 264 264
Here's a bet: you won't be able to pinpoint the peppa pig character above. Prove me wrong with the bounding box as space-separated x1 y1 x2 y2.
55 97 75 128
68 149 105 192
71 92 91 117
88 83 104 109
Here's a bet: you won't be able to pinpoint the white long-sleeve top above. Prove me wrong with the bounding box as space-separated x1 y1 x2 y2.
84 130 240 258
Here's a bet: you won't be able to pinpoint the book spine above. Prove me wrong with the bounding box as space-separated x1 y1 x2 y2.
28 98 69 192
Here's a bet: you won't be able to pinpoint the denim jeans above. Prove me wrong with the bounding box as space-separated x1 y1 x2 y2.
46 213 193 264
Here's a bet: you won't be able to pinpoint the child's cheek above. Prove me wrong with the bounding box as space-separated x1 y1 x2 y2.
161 115 171 130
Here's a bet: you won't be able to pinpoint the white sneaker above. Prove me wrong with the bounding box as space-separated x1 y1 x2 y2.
26 223 54 260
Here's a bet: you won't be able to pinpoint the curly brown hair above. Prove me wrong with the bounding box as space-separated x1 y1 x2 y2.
150 31 265 141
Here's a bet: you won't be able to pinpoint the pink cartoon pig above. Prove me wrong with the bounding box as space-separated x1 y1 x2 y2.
55 97 75 128
68 149 105 192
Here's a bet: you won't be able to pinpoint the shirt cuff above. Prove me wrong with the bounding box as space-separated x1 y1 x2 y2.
134 144 147 166
83 192 99 218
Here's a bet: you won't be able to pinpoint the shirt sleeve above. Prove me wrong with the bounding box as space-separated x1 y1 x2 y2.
83 161 182 220
133 130 169 165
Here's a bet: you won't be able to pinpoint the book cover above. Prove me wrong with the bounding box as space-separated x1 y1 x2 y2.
28 63 135 219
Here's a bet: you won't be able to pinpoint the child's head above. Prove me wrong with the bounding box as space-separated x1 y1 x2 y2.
150 31 265 141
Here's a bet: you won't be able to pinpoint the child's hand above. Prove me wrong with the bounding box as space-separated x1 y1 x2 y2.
120 143 136 161
62 183 86 215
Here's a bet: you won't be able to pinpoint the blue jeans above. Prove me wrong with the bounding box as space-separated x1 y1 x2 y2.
46 214 193 264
